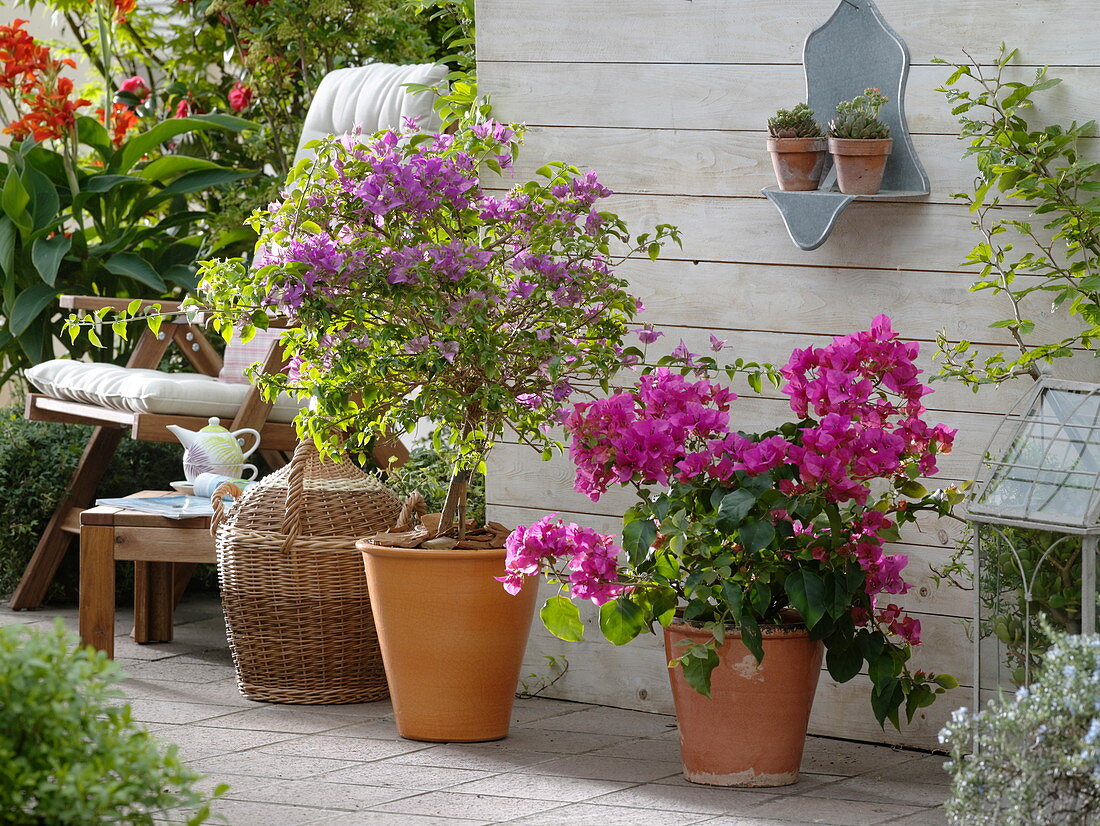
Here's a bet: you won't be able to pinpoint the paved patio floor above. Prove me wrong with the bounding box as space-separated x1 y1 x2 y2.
2 596 950 825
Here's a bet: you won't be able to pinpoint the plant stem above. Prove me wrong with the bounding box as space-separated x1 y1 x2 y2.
438 467 471 540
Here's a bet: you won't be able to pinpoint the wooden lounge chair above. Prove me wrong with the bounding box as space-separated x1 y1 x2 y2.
11 62 448 609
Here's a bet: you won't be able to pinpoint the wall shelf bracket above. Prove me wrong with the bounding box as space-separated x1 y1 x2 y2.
764 0 930 251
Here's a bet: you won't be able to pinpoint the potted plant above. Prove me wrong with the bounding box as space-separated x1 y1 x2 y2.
766 104 827 191
828 88 893 195
501 316 961 786
191 121 679 742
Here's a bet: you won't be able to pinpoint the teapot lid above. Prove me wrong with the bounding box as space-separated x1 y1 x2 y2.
200 416 230 433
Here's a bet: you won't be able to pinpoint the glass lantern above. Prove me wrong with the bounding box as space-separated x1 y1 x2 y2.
966 378 1100 706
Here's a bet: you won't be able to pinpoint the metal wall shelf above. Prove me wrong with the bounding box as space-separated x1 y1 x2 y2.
765 0 929 251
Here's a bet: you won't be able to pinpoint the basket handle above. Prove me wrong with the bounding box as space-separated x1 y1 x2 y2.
279 439 316 548
393 492 428 532
209 482 243 536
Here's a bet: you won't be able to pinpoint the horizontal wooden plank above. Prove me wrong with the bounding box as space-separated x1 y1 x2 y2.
113 527 216 562
481 62 1095 136
507 127 1100 205
478 0 1099 67
580 193 1045 273
615 259 1083 358
513 579 968 749
488 505 972 620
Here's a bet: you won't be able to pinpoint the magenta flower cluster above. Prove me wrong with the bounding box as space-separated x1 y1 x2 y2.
499 515 625 606
506 316 957 647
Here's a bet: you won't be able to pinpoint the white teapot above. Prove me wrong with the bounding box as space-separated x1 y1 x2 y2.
166 417 260 483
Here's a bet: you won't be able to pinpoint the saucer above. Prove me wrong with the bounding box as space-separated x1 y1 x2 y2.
170 481 195 495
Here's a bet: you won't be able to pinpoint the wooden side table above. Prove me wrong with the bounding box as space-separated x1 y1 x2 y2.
79 491 216 657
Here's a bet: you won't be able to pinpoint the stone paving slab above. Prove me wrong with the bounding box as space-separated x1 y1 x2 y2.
3 596 951 825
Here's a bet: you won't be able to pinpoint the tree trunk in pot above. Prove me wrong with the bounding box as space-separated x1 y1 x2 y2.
664 620 824 787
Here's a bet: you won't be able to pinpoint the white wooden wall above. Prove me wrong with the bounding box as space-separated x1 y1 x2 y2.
478 0 1100 748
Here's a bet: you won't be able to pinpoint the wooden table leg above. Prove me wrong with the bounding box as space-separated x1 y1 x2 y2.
134 561 174 643
79 525 116 657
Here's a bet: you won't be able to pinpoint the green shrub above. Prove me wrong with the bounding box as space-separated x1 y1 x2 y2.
0 621 224 824
0 407 217 602
940 630 1100 825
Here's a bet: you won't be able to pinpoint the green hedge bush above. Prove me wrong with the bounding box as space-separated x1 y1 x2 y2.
0 621 224 824
0 407 216 603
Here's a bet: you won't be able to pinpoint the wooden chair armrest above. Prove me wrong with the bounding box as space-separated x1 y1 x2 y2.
59 295 184 314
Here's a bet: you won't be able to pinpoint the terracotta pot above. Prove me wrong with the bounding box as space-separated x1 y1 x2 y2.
766 137 828 191
828 137 893 195
664 619 824 787
356 540 539 742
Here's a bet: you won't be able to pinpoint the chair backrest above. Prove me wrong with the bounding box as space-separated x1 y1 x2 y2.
293 62 448 164
219 62 448 383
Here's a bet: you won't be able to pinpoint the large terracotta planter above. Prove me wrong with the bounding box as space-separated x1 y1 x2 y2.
356 540 539 742
828 137 893 195
766 137 828 191
664 620 824 787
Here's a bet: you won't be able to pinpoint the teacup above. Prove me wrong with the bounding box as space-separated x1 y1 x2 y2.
193 472 257 499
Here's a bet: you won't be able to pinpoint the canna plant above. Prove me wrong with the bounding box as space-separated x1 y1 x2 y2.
0 19 254 381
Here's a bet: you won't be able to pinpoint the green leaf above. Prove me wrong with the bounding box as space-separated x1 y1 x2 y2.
785 569 826 629
138 155 225 183
75 116 112 159
825 643 864 683
31 234 71 286
738 519 775 553
871 679 904 729
2 170 30 229
677 645 719 697
23 166 59 228
104 253 165 290
117 116 256 173
934 673 959 690
716 489 756 531
621 518 657 567
82 174 146 194
540 596 584 642
0 216 15 278
599 597 646 646
9 282 57 336
156 168 253 198
898 480 929 498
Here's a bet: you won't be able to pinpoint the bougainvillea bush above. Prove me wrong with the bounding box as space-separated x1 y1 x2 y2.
183 121 678 538
939 630 1100 825
503 316 962 727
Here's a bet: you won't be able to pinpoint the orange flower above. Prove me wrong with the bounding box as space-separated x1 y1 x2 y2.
94 101 139 146
112 0 137 22
0 19 90 142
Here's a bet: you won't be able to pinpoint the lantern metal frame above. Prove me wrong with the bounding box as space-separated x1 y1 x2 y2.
966 377 1100 708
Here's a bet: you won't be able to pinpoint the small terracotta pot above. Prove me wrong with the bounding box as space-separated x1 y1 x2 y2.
766 137 828 191
828 137 893 195
664 620 824 787
357 540 539 743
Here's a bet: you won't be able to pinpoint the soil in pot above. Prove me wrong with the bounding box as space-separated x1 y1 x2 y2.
664 619 824 787
357 539 539 743
828 137 893 195
767 137 828 191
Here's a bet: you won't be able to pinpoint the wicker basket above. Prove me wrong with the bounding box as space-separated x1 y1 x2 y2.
211 440 401 704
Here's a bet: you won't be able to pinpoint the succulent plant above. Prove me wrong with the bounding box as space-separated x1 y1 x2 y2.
767 103 824 139
829 88 891 140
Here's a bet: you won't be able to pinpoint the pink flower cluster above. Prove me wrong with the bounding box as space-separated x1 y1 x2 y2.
566 367 735 499
499 515 625 605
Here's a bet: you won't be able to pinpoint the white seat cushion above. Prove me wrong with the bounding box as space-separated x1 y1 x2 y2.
293 63 448 164
25 360 303 423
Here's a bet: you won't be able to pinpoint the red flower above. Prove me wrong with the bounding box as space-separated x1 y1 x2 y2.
113 0 137 22
174 97 205 118
227 81 252 113
95 102 140 147
118 75 149 100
